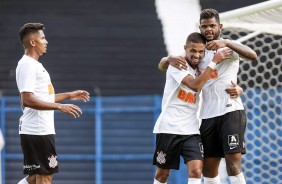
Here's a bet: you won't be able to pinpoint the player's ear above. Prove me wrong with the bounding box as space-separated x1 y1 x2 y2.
219 23 223 30
30 40 36 47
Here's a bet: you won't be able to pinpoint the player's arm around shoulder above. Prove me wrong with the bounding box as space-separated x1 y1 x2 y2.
158 56 187 71
225 39 257 61
206 39 257 61
181 49 233 92
158 57 169 71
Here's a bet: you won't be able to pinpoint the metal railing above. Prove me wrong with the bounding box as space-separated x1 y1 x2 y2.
0 95 171 184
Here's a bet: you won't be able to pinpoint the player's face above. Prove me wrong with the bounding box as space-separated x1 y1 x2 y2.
32 30 48 55
199 17 222 41
184 42 205 69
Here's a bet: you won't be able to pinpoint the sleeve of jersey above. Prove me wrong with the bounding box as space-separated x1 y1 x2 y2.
17 62 36 93
168 65 191 85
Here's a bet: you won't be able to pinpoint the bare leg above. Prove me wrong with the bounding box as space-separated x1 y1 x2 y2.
202 157 221 177
225 153 242 176
35 174 53 184
186 160 203 178
26 175 36 184
154 167 170 183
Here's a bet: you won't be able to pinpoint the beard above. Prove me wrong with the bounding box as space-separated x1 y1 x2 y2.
205 31 221 41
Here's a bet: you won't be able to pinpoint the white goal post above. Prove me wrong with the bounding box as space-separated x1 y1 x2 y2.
220 0 282 42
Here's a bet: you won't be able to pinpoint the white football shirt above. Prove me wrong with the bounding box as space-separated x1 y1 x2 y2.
153 63 200 135
198 47 244 119
16 55 55 135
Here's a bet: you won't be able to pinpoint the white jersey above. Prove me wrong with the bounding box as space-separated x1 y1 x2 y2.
16 55 55 135
198 47 244 119
153 63 200 135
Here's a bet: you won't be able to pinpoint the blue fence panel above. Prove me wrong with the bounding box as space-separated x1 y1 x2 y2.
2 91 281 184
0 95 168 184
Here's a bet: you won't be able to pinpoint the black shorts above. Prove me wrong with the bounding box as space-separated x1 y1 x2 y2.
200 110 246 158
20 134 59 175
152 134 203 170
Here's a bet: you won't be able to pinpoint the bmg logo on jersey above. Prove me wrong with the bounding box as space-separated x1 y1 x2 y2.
177 89 197 104
228 134 239 150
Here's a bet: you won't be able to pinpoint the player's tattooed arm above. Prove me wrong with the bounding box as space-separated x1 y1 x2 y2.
206 39 257 61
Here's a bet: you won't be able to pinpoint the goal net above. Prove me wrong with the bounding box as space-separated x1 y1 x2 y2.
220 1 282 183
222 28 281 184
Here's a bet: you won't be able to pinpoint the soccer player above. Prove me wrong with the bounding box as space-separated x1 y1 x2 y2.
153 32 233 184
16 23 90 184
158 9 257 184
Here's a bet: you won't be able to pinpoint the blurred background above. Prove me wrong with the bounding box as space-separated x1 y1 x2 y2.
0 0 281 183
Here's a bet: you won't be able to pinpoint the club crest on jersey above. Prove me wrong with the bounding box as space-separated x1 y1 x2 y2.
156 151 166 164
48 155 58 168
228 134 239 149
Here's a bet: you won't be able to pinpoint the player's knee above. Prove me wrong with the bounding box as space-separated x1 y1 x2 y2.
202 165 218 177
226 160 242 175
155 170 170 182
189 167 202 178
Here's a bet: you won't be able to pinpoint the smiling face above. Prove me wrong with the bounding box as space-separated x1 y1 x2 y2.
184 42 205 69
199 17 222 41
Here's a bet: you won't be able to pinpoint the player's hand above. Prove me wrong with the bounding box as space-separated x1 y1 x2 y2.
58 104 82 118
225 80 243 99
168 56 187 70
213 48 233 64
69 90 90 102
206 39 228 50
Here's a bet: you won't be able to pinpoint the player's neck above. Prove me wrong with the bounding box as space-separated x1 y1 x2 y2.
25 50 40 61
185 58 197 70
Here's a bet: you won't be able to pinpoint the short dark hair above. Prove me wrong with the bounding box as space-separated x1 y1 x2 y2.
186 32 206 45
19 23 45 43
200 9 220 23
